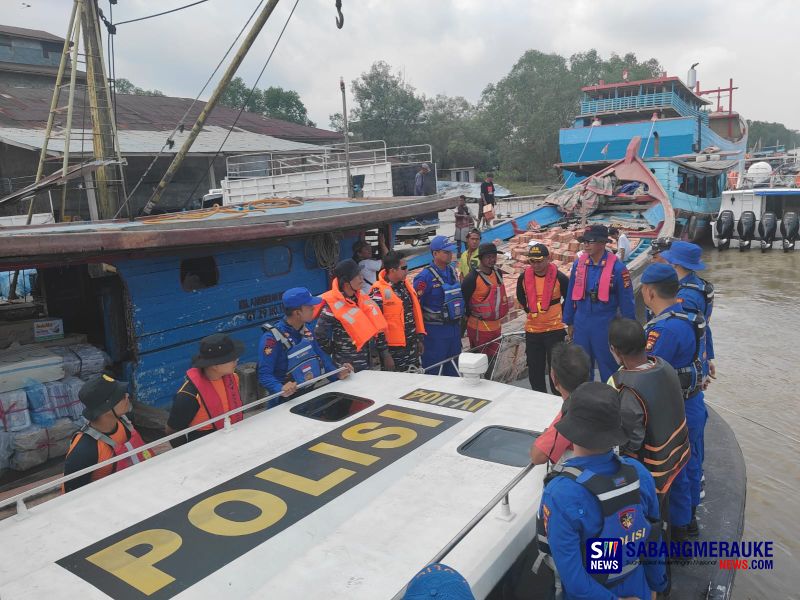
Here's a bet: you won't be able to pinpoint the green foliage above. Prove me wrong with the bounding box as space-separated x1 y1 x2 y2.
218 77 315 127
115 78 164 97
747 120 800 150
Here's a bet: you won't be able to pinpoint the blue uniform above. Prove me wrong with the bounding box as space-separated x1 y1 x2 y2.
645 303 706 523
563 251 636 381
678 272 714 362
257 318 338 407
539 452 667 600
414 263 464 377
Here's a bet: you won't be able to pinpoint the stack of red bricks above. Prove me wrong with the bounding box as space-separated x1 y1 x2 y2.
502 226 583 276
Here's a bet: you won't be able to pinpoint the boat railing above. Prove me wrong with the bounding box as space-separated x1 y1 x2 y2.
0 365 349 516
580 91 707 122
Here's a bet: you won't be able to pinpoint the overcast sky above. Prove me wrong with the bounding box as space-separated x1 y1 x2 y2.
6 0 800 133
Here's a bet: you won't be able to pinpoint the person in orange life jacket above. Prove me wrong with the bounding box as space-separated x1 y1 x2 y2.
530 342 591 466
563 224 636 382
63 374 152 493
166 333 244 448
461 243 508 357
369 251 426 372
536 382 667 600
314 259 390 373
258 287 351 407
516 243 570 393
414 236 465 377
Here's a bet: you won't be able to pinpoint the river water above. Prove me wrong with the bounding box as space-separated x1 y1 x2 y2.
702 249 800 599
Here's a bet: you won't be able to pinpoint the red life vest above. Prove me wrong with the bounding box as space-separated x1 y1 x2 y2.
571 251 617 302
315 280 387 351
371 271 426 346
524 263 558 314
186 368 243 430
469 268 509 321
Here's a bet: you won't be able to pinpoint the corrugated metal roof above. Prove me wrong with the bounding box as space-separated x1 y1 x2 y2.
0 25 64 43
0 125 321 155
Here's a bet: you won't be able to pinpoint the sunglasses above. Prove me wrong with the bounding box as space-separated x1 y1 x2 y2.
394 265 409 270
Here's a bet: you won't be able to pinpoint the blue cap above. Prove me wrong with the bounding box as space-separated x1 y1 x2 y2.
403 563 475 600
660 241 706 271
281 287 322 309
430 235 457 253
641 263 679 284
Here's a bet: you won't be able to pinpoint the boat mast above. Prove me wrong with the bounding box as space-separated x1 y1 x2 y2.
140 0 282 216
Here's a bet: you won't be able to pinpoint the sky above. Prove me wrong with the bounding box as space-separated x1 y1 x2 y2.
6 0 800 132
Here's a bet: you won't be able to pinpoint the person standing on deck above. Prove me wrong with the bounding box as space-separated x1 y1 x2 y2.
640 263 707 540
352 232 389 295
63 375 152 493
314 259 390 373
461 243 508 358
478 173 496 230
457 228 481 281
563 224 636 382
609 226 631 261
535 382 668 600
258 288 351 407
516 243 570 394
414 163 431 196
414 236 465 376
166 333 244 447
370 251 426 372
453 195 474 257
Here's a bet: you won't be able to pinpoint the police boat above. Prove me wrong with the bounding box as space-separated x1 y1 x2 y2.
0 344 746 600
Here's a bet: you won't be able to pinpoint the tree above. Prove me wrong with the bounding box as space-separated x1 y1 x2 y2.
747 121 800 151
218 77 315 127
418 94 492 170
114 78 164 96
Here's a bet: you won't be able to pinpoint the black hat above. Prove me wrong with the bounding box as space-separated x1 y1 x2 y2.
580 224 611 243
528 243 550 261
554 382 627 449
192 333 245 368
333 258 361 283
477 243 499 258
79 374 129 421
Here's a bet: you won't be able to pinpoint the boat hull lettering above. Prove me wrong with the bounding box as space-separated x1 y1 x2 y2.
400 388 492 413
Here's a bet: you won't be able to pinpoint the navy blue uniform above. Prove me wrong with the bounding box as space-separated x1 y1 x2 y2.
414 263 464 377
678 272 715 363
563 251 636 381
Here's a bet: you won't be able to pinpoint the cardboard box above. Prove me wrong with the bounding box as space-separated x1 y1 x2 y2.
33 319 64 342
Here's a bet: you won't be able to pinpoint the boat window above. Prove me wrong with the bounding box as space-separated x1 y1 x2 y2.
263 246 292 277
458 426 540 468
180 256 218 291
291 392 375 422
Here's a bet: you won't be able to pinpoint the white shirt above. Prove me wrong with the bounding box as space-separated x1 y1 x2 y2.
358 259 382 293
616 233 631 261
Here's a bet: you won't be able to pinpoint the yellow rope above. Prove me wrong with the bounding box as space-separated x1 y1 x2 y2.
140 197 304 223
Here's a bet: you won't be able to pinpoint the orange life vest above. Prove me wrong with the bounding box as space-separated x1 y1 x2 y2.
185 370 242 431
315 279 387 351
62 415 152 492
371 270 426 346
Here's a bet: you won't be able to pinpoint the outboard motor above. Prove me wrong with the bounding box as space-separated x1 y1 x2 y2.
758 212 778 251
736 211 757 251
781 211 800 252
715 210 735 250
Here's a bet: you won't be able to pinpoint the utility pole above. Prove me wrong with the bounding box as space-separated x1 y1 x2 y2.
340 77 352 198
141 0 282 216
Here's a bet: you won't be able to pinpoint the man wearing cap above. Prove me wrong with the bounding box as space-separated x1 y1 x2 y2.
415 163 431 196
563 224 636 382
258 287 350 406
535 382 667 600
166 333 245 447
370 251 426 372
461 243 508 357
457 228 481 280
516 243 570 393
414 235 465 376
63 374 152 492
640 262 707 539
314 259 390 373
403 563 475 600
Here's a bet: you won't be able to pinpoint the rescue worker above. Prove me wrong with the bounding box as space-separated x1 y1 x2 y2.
529 342 591 466
516 243 570 393
640 262 707 539
461 243 508 357
314 258 390 373
535 382 668 599
403 563 475 600
63 374 152 493
457 228 481 280
414 235 465 376
660 240 716 385
167 333 245 447
258 287 351 406
370 251 426 371
563 224 636 382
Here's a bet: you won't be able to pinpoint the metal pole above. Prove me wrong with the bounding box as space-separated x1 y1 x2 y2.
141 0 282 216
340 76 352 198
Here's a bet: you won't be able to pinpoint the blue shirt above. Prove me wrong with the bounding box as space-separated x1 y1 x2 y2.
562 251 636 325
413 263 459 321
645 303 705 373
540 452 667 600
257 318 338 395
678 272 714 360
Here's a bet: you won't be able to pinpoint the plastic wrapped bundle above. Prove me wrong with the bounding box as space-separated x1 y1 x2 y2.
71 344 110 380
44 381 83 421
9 419 80 471
0 389 32 432
0 431 11 473
46 347 82 377
63 376 86 421
24 380 57 428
